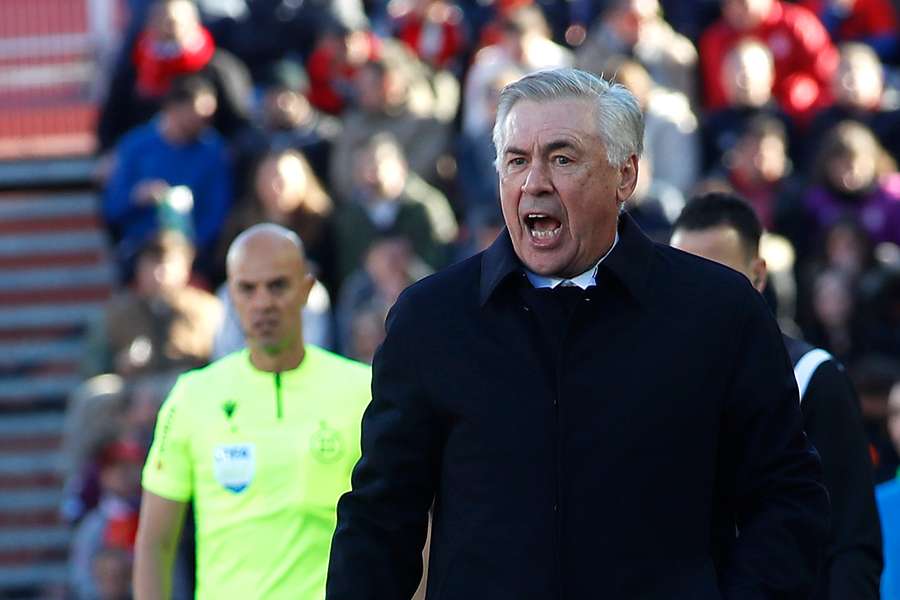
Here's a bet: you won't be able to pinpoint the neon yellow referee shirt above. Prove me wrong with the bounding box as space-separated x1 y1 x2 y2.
142 345 371 599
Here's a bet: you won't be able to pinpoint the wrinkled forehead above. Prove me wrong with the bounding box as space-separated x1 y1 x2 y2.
502 97 599 145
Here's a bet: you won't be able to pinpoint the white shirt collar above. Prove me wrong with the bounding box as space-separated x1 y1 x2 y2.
525 232 619 290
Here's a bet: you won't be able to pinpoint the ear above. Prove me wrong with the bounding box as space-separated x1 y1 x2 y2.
750 256 768 293
616 154 639 205
299 273 316 307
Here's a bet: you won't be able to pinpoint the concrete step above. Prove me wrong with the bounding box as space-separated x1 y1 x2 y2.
0 562 67 590
0 264 112 292
0 452 61 476
0 490 61 513
0 526 69 552
0 192 95 219
0 374 81 401
0 303 103 329
0 230 105 257
0 340 82 367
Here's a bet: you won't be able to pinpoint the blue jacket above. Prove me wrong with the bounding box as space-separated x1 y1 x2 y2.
103 119 232 258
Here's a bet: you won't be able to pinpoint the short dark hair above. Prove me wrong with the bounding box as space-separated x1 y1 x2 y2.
673 192 763 258
163 75 216 107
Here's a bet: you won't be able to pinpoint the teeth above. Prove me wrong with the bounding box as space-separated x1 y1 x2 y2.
531 226 561 239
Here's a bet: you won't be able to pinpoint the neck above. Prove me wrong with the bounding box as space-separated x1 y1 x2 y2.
249 339 305 372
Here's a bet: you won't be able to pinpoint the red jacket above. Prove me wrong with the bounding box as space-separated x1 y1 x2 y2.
700 0 839 121
800 0 899 42
395 11 465 70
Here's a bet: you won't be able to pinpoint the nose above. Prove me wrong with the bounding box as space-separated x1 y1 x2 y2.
249 287 275 312
521 161 552 196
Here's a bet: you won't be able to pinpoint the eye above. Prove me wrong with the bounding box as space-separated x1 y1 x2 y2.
268 278 289 294
507 157 527 168
553 155 572 166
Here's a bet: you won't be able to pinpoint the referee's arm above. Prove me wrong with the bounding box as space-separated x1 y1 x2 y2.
134 491 188 600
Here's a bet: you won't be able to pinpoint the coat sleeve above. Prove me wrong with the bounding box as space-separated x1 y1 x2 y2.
718 291 830 599
327 290 442 599
802 361 883 600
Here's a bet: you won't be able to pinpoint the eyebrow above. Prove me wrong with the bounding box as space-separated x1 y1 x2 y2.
503 140 578 156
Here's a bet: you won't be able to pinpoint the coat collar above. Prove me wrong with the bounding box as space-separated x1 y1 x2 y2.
479 212 656 307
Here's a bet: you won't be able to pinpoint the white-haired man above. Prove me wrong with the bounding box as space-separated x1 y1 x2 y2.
327 68 828 598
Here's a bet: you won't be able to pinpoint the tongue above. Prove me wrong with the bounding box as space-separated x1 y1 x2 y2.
533 217 561 232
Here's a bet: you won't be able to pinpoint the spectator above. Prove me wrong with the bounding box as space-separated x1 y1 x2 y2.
334 133 452 285
344 302 390 364
610 57 700 194
799 0 899 62
700 0 839 121
329 45 459 202
231 59 342 193
701 39 797 172
392 0 468 72
217 149 338 293
804 121 900 246
805 267 869 364
463 4 572 137
68 440 144 600
806 42 900 165
576 0 698 104
92 547 133 600
102 76 233 270
336 235 431 354
624 155 686 242
306 24 381 115
82 230 222 379
456 66 524 220
702 115 803 236
97 0 252 150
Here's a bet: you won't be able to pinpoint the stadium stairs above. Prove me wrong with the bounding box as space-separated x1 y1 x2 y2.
0 157 112 598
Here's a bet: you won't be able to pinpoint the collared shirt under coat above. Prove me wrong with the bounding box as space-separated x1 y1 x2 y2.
327 213 829 599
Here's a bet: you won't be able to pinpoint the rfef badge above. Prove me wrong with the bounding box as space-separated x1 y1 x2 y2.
213 443 256 493
310 422 344 464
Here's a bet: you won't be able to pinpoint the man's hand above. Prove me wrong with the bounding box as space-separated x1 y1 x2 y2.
133 180 172 206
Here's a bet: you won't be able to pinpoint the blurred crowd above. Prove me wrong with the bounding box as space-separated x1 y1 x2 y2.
57 0 900 597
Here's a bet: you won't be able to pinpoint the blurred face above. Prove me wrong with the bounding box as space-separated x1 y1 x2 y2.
100 460 143 501
732 132 786 183
827 149 877 193
835 55 883 109
255 154 308 217
354 143 407 199
355 66 388 112
228 235 314 355
135 247 193 296
723 0 773 31
165 93 216 142
723 46 774 106
671 225 767 290
825 223 867 274
151 0 200 46
813 271 853 327
263 89 310 129
498 98 638 277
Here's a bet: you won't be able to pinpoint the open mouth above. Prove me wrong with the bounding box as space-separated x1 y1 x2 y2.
524 213 563 243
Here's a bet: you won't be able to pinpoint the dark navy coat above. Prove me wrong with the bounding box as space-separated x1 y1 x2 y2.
327 214 829 599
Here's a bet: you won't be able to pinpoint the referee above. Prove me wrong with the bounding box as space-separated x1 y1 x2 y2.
134 224 371 599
